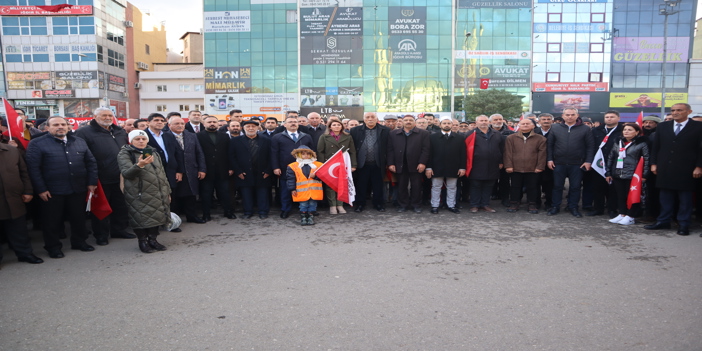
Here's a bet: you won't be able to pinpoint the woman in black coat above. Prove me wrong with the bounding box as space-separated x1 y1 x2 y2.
605 123 649 226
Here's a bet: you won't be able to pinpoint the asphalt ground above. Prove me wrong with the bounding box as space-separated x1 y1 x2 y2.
1 202 701 351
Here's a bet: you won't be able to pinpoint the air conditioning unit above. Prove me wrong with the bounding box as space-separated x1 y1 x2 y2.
134 82 142 89
137 61 149 70
124 21 134 27
122 92 129 98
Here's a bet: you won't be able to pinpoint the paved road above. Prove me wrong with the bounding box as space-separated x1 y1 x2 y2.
1 206 701 350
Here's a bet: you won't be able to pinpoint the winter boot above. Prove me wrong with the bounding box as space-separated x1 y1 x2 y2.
306 213 315 225
300 212 308 226
135 230 154 254
147 230 167 251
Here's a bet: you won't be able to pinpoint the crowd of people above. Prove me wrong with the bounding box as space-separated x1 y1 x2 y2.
0 104 701 267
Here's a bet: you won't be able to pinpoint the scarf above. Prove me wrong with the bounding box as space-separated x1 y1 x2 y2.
296 158 318 169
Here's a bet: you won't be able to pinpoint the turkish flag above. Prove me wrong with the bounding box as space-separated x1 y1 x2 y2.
37 4 72 12
315 149 356 205
86 181 113 220
464 131 476 177
480 79 490 89
635 110 643 127
627 157 645 209
2 98 29 148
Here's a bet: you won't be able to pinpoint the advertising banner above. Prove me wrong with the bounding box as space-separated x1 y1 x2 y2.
533 23 609 33
43 90 74 98
457 0 532 9
389 36 426 63
300 36 362 64
56 71 97 80
301 106 364 121
204 11 251 33
300 7 362 36
300 0 362 7
609 93 688 108
531 92 610 115
533 82 609 92
456 50 531 60
204 67 252 94
455 64 530 88
205 93 299 117
14 99 57 106
612 37 689 63
301 86 363 108
65 100 101 118
107 74 126 93
388 7 426 36
0 5 92 16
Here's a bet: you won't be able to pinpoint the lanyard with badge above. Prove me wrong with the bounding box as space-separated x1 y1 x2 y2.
616 140 632 169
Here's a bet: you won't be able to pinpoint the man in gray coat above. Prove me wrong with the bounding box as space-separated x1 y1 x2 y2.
168 116 207 225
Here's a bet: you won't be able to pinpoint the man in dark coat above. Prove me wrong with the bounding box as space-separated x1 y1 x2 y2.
587 110 622 218
305 112 327 147
168 116 207 224
146 113 184 189
74 107 134 245
350 112 391 212
0 143 43 265
535 113 555 210
645 103 702 236
467 115 504 213
426 118 466 214
271 115 314 218
259 117 279 138
197 115 235 220
230 120 273 219
25 116 98 258
184 110 204 133
489 114 514 207
387 115 431 213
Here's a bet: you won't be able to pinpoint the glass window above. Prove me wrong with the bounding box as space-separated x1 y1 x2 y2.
157 85 167 92
547 13 561 23
156 105 167 112
546 72 560 82
179 84 191 92
179 105 190 111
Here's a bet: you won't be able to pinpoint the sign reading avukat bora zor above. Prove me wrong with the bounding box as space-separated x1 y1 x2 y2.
204 11 251 33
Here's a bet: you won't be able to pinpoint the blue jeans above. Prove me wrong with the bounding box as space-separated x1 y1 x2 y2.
298 199 317 212
552 164 584 210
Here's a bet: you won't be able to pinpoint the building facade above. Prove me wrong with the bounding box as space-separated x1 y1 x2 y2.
137 62 204 119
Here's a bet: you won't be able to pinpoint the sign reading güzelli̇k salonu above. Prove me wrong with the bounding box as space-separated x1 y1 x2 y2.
613 37 690 63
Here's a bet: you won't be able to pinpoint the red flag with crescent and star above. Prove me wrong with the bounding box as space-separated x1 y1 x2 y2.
627 157 645 209
480 79 490 89
2 97 29 148
315 149 356 205
635 110 643 127
464 131 477 177
86 181 113 220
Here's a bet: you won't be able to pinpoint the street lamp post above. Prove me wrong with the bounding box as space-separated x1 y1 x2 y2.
659 0 680 118
462 33 470 118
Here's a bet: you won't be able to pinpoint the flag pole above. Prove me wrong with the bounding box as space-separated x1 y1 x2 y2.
3 98 13 137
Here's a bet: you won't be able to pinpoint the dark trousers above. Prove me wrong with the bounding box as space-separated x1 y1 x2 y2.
495 168 511 204
91 182 129 240
658 189 693 228
581 170 595 209
200 175 231 215
0 215 35 259
644 175 660 219
173 195 199 220
40 192 88 252
353 163 385 208
240 186 270 215
537 168 554 209
552 164 584 210
510 172 540 204
612 178 638 216
397 170 423 209
279 175 293 212
592 175 617 213
469 179 495 207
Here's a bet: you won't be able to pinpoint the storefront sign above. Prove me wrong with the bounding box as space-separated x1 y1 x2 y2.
458 0 532 9
56 71 97 80
300 7 362 36
388 7 426 36
456 65 530 88
204 67 252 94
301 106 364 121
0 5 92 16
300 0 362 7
389 36 426 63
534 23 609 33
14 99 57 106
300 36 362 65
533 82 609 92
204 11 251 33
43 90 74 98
205 93 299 118
300 86 363 107
613 37 689 63
457 50 531 60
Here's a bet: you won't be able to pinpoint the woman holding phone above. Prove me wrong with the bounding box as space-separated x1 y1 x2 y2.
117 130 172 253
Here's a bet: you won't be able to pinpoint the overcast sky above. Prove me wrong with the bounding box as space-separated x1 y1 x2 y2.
129 0 702 52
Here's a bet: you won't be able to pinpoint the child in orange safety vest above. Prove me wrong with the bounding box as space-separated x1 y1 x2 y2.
286 145 324 225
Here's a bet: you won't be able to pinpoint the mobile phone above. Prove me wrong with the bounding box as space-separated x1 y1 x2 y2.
142 147 153 158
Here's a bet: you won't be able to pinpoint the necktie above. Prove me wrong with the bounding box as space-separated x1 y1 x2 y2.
194 125 199 133
292 133 298 142
176 134 184 149
675 123 682 136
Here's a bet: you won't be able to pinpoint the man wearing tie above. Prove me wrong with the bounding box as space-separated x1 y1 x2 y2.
168 116 206 224
184 110 204 133
271 116 314 218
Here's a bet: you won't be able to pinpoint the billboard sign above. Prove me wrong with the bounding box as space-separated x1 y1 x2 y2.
533 23 609 33
204 11 251 33
455 65 530 88
0 5 92 16
300 7 362 36
389 36 426 63
388 7 426 36
533 82 609 92
204 67 252 94
609 93 688 108
300 36 362 64
613 37 689 63
456 50 531 60
457 0 532 9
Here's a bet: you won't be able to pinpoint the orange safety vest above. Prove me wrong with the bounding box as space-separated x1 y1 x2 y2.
289 161 324 202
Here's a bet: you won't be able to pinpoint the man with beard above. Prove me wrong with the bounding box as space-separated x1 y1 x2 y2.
489 114 514 207
642 115 660 137
387 115 430 213
227 120 242 138
640 115 661 221
586 110 622 218
197 116 235 220
168 116 206 224
74 107 134 245
426 118 466 214
261 117 279 138
230 120 273 219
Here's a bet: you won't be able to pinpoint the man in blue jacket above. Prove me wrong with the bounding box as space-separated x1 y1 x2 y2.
25 116 98 258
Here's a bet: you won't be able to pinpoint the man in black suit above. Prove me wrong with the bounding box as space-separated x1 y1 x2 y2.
587 110 622 218
184 110 204 133
197 116 235 220
260 117 279 138
230 120 273 219
271 115 314 218
426 118 466 214
350 112 390 212
645 103 702 236
168 116 206 224
146 113 184 189
387 115 431 213
306 112 326 147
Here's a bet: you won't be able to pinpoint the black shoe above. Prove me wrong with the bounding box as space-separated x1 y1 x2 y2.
71 243 95 252
48 250 64 259
259 214 268 219
354 205 364 213
375 205 385 212
310 211 320 216
203 214 212 222
569 208 582 218
243 214 253 219
224 212 236 219
677 227 690 236
501 201 510 207
18 254 44 264
582 206 594 212
547 207 560 216
413 207 422 213
186 217 206 224
139 240 155 254
280 211 290 219
96 238 109 246
396 207 406 213
586 211 604 216
448 207 460 214
170 228 182 233
110 232 137 239
644 222 671 230
431 207 439 214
